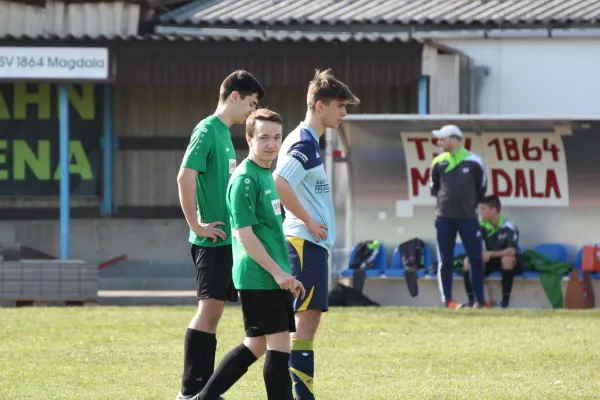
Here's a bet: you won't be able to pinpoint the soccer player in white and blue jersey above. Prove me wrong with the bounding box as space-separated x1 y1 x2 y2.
273 69 360 400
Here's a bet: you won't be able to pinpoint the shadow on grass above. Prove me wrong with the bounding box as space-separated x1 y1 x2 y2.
329 306 600 320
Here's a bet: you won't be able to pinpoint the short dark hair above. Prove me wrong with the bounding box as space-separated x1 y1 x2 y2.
245 108 283 138
306 69 360 110
219 70 265 102
481 195 501 212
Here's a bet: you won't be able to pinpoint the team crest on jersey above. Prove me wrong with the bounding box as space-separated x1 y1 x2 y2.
271 199 282 215
229 159 237 174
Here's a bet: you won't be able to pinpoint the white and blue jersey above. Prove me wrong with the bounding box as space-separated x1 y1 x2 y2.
274 122 335 254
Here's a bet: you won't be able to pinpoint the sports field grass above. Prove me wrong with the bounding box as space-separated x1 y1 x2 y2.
1 306 599 400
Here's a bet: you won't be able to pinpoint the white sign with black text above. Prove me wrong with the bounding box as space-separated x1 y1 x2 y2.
0 47 109 80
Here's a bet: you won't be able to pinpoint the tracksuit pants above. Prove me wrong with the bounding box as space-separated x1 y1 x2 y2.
435 216 485 304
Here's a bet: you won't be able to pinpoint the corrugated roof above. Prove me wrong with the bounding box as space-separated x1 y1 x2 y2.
0 33 179 42
0 32 421 43
0 0 140 37
9 0 142 5
159 0 600 26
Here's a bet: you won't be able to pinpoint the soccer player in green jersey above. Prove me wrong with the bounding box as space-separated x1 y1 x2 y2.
176 71 264 400
197 109 306 400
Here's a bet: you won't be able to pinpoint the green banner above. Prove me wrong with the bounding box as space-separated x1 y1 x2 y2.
0 83 102 196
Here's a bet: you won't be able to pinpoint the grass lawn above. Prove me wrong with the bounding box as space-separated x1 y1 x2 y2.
1 306 599 399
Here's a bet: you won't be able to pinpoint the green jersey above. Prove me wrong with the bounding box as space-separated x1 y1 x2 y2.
181 116 236 247
227 159 291 290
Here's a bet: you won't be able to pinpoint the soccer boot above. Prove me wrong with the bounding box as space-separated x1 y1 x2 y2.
176 392 224 400
472 301 494 308
445 300 463 309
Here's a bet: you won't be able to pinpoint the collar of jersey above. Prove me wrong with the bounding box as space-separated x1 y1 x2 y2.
299 122 320 145
481 215 505 235
208 115 228 131
433 147 469 172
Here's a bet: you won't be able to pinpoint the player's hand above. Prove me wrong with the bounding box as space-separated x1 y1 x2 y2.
290 279 306 299
305 219 327 242
462 257 470 271
193 221 227 243
273 271 305 299
291 279 306 299
482 252 492 263
274 271 296 290
482 251 491 263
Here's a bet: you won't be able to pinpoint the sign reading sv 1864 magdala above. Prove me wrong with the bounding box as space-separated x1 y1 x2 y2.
0 47 109 81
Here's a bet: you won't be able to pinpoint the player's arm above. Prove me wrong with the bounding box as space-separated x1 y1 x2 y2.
273 177 311 223
236 228 287 278
473 157 487 203
273 141 327 241
177 126 226 242
430 160 440 196
236 227 305 299
229 176 305 298
487 247 516 258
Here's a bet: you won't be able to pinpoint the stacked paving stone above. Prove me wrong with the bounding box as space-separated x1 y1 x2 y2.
0 243 98 304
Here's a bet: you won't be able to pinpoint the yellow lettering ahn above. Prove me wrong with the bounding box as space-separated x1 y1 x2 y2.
0 83 95 120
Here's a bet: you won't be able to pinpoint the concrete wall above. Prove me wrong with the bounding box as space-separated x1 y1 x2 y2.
440 37 600 116
339 276 599 309
0 219 189 261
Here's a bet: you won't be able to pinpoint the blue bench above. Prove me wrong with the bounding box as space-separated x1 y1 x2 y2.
340 242 387 278
451 242 515 278
520 243 568 278
439 242 567 279
339 241 600 281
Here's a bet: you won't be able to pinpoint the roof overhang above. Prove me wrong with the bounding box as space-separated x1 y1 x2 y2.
341 114 600 134
154 24 441 44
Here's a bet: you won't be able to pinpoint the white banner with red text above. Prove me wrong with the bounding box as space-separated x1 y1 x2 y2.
400 132 569 207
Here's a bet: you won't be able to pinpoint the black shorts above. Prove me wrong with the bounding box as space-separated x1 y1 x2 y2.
484 258 523 276
240 290 296 337
191 244 238 303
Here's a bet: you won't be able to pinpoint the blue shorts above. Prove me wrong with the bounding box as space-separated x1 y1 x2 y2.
286 236 329 313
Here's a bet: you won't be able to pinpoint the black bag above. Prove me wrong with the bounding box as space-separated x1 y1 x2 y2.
398 238 426 297
328 283 380 307
349 240 380 270
349 240 381 293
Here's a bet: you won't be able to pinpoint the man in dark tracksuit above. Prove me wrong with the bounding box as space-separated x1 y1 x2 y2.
430 125 487 309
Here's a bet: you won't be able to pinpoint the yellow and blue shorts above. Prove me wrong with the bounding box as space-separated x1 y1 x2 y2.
286 236 329 312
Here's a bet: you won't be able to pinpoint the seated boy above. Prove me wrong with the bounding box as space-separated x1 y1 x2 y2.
463 195 520 308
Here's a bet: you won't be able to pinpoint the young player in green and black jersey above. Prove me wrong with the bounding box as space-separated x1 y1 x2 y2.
462 195 520 308
197 109 305 400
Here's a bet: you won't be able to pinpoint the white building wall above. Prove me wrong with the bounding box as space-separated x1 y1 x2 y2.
440 37 600 116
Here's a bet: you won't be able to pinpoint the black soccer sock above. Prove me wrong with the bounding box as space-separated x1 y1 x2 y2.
202 335 218 386
181 329 216 396
501 269 515 306
198 344 257 400
264 350 294 400
463 271 474 304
